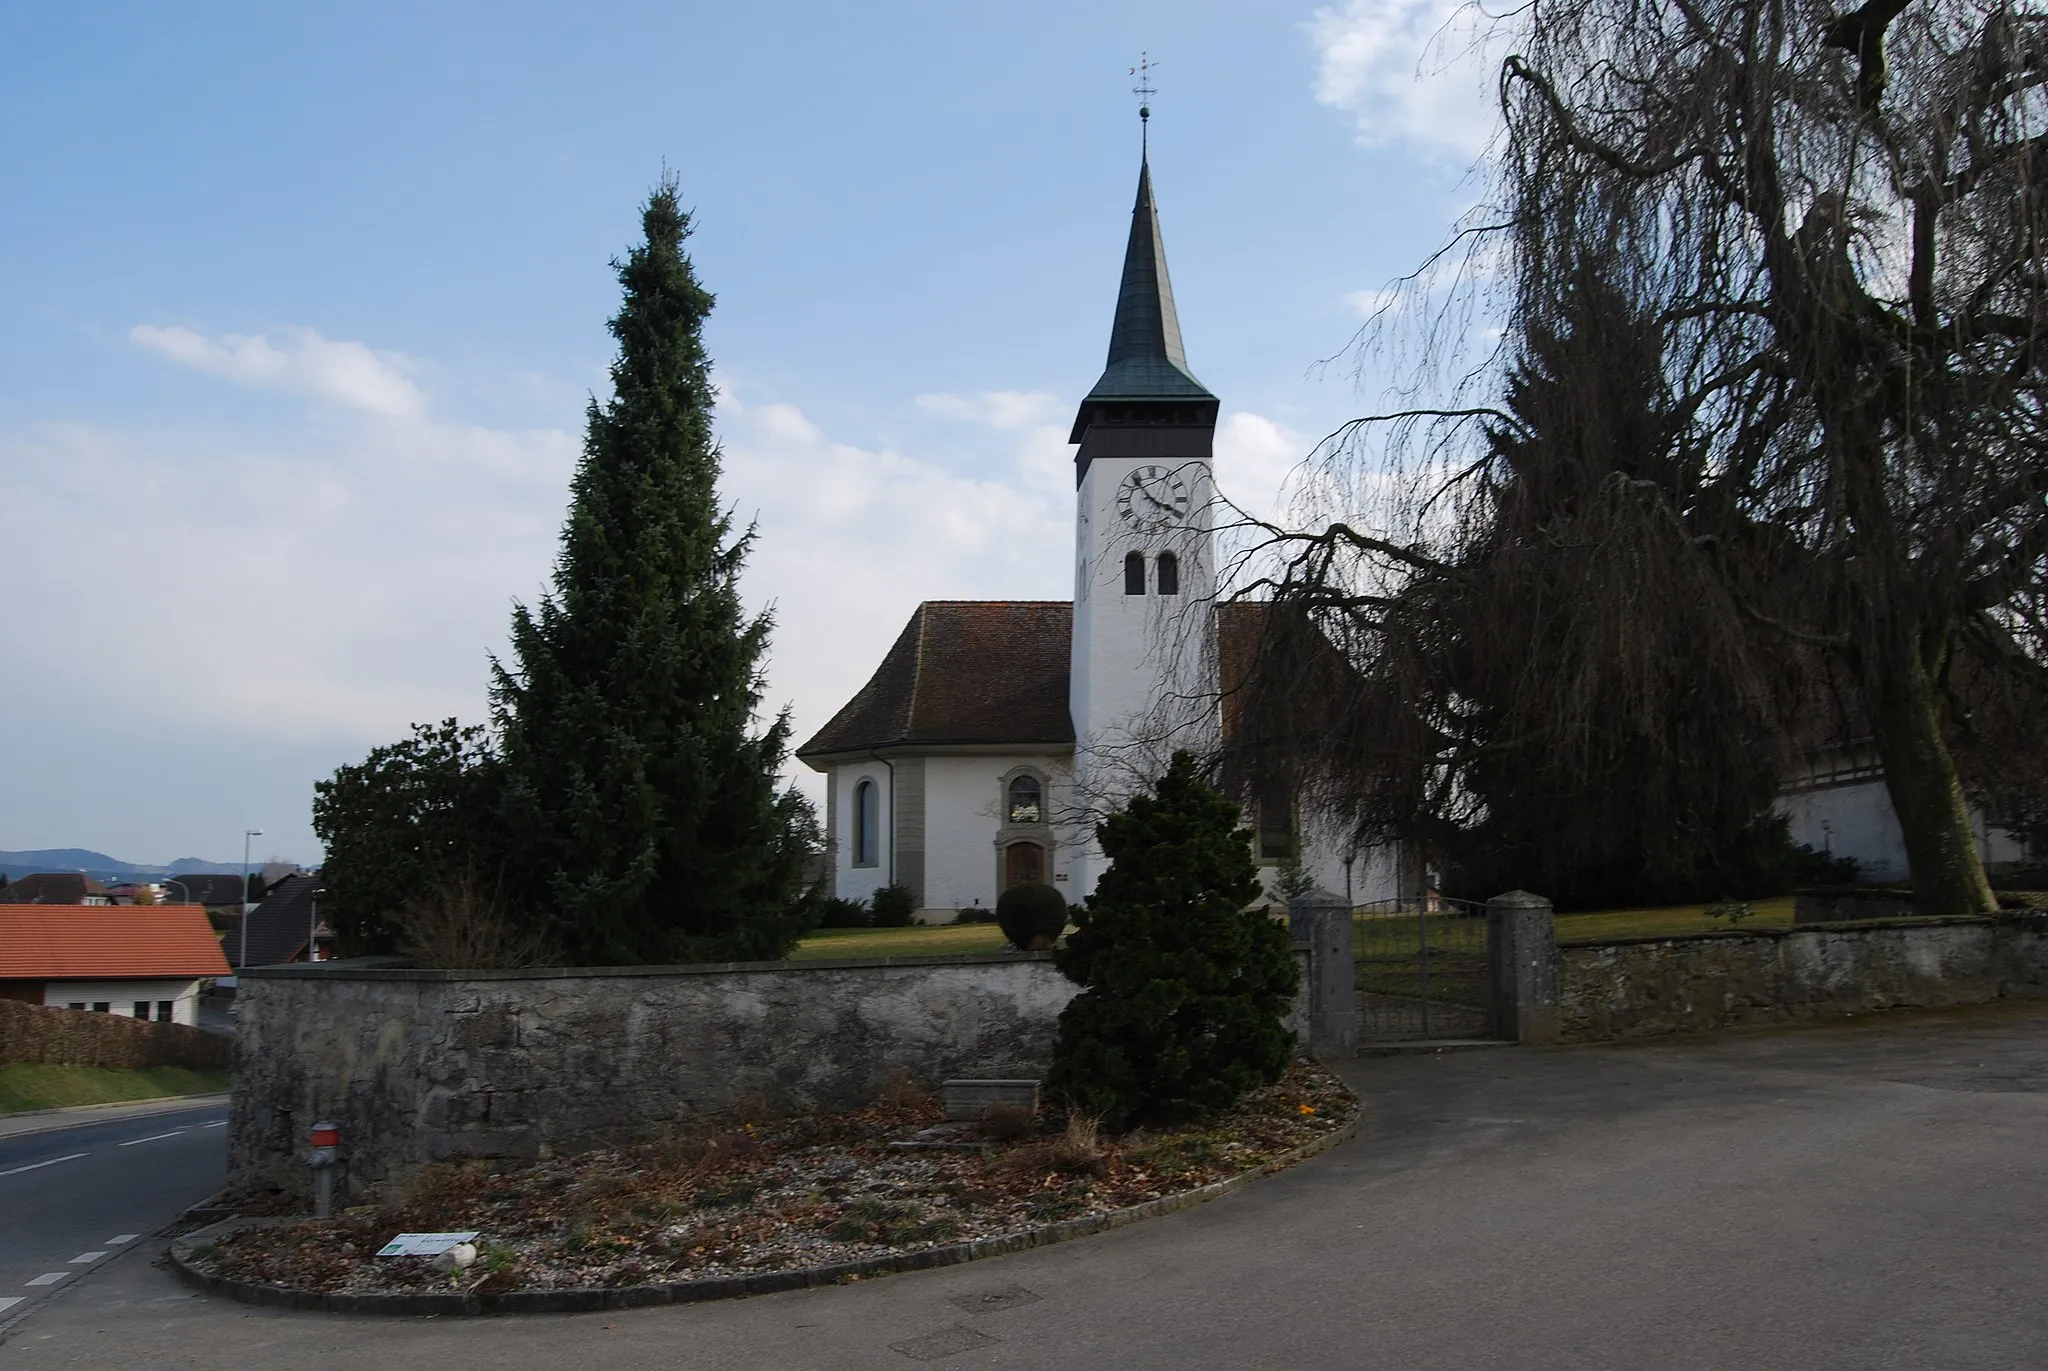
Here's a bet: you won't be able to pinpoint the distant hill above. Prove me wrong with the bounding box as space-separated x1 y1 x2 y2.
0 848 241 884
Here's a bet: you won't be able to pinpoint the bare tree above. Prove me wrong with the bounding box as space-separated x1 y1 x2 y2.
1245 0 2048 914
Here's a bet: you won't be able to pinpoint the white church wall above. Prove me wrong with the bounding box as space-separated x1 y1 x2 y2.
830 763 894 905
919 754 1076 919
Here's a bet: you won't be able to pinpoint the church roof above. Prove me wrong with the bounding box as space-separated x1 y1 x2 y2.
796 602 1077 759
799 600 1277 764
1072 158 1214 437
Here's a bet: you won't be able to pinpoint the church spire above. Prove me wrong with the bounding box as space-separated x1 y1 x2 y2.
1070 148 1216 443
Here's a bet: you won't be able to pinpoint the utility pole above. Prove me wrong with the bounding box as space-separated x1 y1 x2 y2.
238 829 263 974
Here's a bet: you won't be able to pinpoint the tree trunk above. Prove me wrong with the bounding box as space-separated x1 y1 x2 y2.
1870 635 1997 916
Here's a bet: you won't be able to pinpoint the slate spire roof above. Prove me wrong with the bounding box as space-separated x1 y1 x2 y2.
1079 157 1215 412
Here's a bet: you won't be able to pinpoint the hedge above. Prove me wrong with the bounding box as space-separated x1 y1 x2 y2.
0 999 231 1072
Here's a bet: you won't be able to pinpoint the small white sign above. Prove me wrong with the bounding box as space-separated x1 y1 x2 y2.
376 1231 479 1258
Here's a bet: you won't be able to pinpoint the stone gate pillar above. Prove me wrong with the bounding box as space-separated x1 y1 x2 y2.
1487 889 1559 1044
1289 888 1358 1058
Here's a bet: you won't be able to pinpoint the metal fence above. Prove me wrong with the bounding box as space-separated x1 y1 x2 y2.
1352 897 1493 1042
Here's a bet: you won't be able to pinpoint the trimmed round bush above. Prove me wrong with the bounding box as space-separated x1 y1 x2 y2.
870 883 916 928
997 882 1068 950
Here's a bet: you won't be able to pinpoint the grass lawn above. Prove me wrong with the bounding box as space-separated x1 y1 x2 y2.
0 1063 230 1114
786 923 1014 960
1554 896 1797 941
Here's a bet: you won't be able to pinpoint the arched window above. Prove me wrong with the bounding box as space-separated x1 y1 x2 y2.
1007 774 1042 824
853 779 879 867
1124 551 1146 595
1156 551 1180 595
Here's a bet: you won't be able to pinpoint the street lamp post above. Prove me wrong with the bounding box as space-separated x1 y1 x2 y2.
163 878 190 904
239 829 263 974
308 887 327 964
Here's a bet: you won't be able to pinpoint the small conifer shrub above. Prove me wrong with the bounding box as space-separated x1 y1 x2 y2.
870 883 916 928
1045 752 1301 1129
996 882 1068 950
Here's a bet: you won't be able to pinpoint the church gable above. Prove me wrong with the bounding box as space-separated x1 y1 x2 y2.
797 601 1076 760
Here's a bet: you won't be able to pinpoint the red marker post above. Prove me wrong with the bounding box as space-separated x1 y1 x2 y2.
308 1122 340 1219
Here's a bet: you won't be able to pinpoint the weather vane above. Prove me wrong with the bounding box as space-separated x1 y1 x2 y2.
1131 51 1160 152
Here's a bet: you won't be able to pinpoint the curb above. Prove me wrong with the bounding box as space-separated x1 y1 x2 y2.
0 1092 230 1140
167 1110 1361 1317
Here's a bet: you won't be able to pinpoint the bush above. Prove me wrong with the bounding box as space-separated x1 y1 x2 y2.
950 906 997 924
815 896 871 929
394 859 557 970
870 883 916 928
1045 752 1300 1130
996 882 1068 950
0 1000 230 1072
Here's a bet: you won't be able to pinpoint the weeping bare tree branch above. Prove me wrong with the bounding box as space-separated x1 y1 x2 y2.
1239 0 2048 913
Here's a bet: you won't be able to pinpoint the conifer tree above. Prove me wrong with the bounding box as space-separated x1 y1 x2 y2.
493 181 812 965
1046 752 1300 1129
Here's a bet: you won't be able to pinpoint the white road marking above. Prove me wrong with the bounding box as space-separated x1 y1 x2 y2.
69 1252 106 1264
0 1153 87 1178
106 1234 138 1245
117 1130 184 1147
203 1120 226 1128
0 1296 21 1313
24 1274 67 1287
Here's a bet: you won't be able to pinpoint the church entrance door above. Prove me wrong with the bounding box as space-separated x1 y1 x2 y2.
1004 842 1045 889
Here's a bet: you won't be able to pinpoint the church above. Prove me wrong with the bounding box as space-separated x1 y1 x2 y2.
796 146 1403 920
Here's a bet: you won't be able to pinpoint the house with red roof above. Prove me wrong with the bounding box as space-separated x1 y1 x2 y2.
0 903 231 1025
796 150 1402 919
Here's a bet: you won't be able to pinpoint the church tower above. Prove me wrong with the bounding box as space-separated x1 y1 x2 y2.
1068 148 1222 864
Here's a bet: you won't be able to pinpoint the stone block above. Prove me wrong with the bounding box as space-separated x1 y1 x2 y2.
942 1079 1040 1121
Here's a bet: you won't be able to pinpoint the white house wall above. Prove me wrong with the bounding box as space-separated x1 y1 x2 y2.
1778 779 2029 885
42 978 204 1026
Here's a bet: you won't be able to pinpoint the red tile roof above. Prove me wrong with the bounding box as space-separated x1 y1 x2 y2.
797 599 1275 763
797 602 1077 758
0 904 230 980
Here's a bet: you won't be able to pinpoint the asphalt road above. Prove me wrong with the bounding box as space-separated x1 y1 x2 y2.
4 1007 2046 1369
0 1099 226 1333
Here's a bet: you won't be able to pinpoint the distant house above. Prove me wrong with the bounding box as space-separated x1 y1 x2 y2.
4 873 112 905
227 873 335 969
162 873 249 911
0 904 230 1025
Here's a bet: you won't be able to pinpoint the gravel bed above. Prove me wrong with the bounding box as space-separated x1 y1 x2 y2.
190 1060 1355 1298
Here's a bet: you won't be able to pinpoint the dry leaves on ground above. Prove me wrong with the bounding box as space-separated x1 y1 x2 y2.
192 1059 1354 1297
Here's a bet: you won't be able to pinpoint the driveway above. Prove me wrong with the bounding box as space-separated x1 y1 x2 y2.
5 1005 2044 1369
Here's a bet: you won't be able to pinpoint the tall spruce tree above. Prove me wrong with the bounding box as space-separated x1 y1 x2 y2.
493 181 812 965
1046 752 1300 1129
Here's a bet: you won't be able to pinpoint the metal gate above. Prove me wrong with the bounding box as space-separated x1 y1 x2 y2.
1353 897 1494 1041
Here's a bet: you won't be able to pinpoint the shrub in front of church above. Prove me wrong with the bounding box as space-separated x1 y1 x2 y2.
815 896 870 929
996 882 1068 950
1045 752 1301 1130
870 883 916 927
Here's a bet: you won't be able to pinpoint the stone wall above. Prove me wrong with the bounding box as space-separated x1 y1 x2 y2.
1558 915 2048 1042
229 950 1314 1202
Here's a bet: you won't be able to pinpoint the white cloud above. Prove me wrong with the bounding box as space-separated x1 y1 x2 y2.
914 389 1062 431
1215 410 1314 528
13 314 1324 848
1307 0 1512 159
1343 286 1406 320
129 324 426 418
718 392 1074 804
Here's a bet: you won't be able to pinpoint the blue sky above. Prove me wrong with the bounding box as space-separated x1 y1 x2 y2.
0 0 1502 866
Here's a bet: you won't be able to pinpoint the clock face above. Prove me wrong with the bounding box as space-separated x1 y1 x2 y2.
1115 465 1192 531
